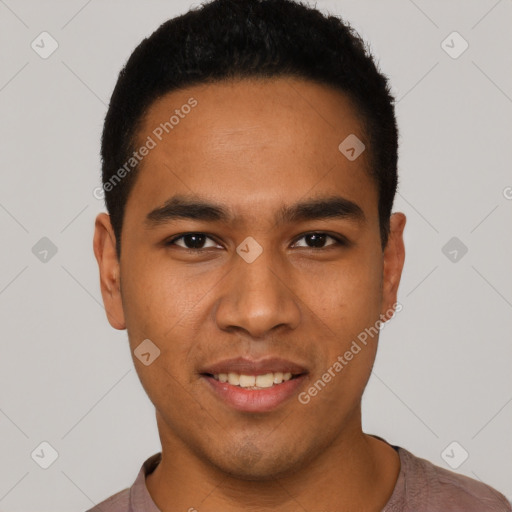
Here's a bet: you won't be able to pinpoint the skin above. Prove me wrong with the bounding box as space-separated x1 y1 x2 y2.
93 77 406 511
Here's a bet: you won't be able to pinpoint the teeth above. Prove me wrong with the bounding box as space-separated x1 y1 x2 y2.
228 372 240 386
273 372 284 384
213 371 295 388
255 373 274 388
239 374 256 387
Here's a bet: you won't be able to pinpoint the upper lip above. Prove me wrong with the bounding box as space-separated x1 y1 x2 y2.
199 357 308 376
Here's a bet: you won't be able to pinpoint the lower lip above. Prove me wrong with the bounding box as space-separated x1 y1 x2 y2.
202 374 307 413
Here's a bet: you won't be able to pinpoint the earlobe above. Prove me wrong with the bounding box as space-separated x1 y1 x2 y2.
380 212 406 321
93 213 126 330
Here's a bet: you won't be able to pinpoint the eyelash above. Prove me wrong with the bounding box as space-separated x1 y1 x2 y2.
164 232 349 253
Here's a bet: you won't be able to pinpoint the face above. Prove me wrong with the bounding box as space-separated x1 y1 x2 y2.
94 77 406 480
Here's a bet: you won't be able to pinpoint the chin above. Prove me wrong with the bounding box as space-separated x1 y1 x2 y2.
207 442 305 481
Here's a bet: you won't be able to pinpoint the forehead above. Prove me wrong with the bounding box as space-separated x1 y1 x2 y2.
125 77 378 228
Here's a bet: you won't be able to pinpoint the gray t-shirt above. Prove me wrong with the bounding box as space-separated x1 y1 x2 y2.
86 444 511 511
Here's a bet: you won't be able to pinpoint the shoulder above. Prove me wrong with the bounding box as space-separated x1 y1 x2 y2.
398 446 511 511
84 487 130 512
82 452 161 512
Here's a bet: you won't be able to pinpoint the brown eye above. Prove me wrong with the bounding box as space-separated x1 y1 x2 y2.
292 232 346 249
166 233 220 250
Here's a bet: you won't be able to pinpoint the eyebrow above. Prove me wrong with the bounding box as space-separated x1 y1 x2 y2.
145 194 366 228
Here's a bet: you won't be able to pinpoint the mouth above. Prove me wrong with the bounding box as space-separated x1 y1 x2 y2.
201 370 305 390
199 364 309 413
198 356 309 412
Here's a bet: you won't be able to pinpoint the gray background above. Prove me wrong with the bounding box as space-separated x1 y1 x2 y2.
0 0 511 510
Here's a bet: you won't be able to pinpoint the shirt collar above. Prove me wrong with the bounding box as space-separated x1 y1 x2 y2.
129 452 162 512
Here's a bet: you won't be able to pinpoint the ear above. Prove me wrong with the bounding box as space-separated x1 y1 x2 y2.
380 212 406 321
93 213 126 330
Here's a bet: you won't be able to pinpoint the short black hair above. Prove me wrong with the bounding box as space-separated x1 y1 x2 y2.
100 0 399 259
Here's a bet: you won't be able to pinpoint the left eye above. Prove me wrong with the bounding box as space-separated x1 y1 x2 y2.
292 232 344 249
166 232 345 251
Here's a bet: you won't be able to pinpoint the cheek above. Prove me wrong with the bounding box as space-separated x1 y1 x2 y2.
120 265 201 409
120 258 215 377
294 254 383 394
120 257 196 336
299 266 381 412
296 255 382 330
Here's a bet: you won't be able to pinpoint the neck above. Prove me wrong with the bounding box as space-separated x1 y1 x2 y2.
146 414 400 511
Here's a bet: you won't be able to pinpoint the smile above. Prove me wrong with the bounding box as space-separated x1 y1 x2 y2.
201 372 308 412
210 371 294 389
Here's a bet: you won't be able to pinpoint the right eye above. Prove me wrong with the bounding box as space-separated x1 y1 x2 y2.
165 233 222 251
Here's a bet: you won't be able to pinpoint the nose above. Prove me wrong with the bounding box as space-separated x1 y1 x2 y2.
213 248 301 339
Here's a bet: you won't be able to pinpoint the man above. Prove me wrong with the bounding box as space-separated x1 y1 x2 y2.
91 0 511 510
